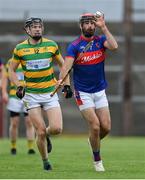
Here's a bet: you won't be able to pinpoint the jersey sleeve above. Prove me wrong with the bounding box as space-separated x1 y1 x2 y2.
12 46 21 63
53 42 62 61
100 35 107 43
66 43 77 59
99 35 107 47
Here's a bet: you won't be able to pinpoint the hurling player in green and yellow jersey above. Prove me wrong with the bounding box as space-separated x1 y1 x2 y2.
2 59 35 155
9 17 72 171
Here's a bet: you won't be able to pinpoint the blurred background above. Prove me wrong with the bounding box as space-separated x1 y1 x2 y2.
0 0 145 137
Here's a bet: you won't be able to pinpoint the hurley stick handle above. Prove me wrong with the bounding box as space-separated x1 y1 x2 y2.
50 69 72 97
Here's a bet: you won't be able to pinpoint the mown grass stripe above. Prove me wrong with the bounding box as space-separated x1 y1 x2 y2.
0 137 144 179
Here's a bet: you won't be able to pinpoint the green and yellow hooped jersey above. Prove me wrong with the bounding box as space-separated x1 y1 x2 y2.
5 61 25 98
12 38 61 94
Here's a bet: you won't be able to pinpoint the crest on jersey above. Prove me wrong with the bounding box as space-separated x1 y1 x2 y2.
80 46 85 50
96 43 100 48
34 48 39 54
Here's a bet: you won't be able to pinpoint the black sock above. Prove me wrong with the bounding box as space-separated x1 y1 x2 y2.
93 150 101 161
43 159 48 164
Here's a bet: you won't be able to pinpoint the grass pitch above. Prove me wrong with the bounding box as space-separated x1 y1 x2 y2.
0 135 145 179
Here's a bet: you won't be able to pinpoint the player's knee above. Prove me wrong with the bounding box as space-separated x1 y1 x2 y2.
11 121 18 129
51 127 62 135
37 129 46 139
56 127 62 134
104 125 111 134
10 124 17 130
92 124 100 135
101 125 111 138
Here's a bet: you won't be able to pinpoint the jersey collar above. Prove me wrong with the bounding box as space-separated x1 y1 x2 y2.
80 35 95 42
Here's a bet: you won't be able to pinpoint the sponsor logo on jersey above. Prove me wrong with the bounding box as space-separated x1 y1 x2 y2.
23 49 30 52
80 46 85 50
96 42 100 48
26 59 50 70
82 52 102 62
76 50 105 65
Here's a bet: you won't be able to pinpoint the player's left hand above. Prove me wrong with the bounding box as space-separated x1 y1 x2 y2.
16 86 25 99
94 16 105 29
62 85 73 99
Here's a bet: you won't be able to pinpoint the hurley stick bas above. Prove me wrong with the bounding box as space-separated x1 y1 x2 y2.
50 40 93 97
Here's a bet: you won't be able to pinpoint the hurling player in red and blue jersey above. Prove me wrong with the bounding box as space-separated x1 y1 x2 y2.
60 12 118 171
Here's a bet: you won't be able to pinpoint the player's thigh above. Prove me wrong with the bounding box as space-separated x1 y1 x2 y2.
28 107 46 131
46 106 63 129
10 115 20 127
81 107 100 128
95 107 111 129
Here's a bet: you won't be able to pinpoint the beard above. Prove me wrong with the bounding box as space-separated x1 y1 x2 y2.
82 28 95 38
32 35 42 41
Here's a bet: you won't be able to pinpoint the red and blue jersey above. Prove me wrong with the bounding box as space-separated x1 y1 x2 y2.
66 35 108 93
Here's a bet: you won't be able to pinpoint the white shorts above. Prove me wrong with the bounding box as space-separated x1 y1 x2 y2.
74 90 108 111
7 98 27 113
23 92 60 111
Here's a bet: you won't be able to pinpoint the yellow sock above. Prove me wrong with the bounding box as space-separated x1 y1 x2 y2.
27 140 34 150
11 140 16 149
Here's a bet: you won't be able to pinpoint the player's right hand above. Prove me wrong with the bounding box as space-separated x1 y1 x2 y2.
16 86 25 99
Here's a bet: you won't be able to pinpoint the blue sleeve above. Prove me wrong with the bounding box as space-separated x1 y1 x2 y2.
100 35 107 44
66 43 77 59
98 35 107 50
